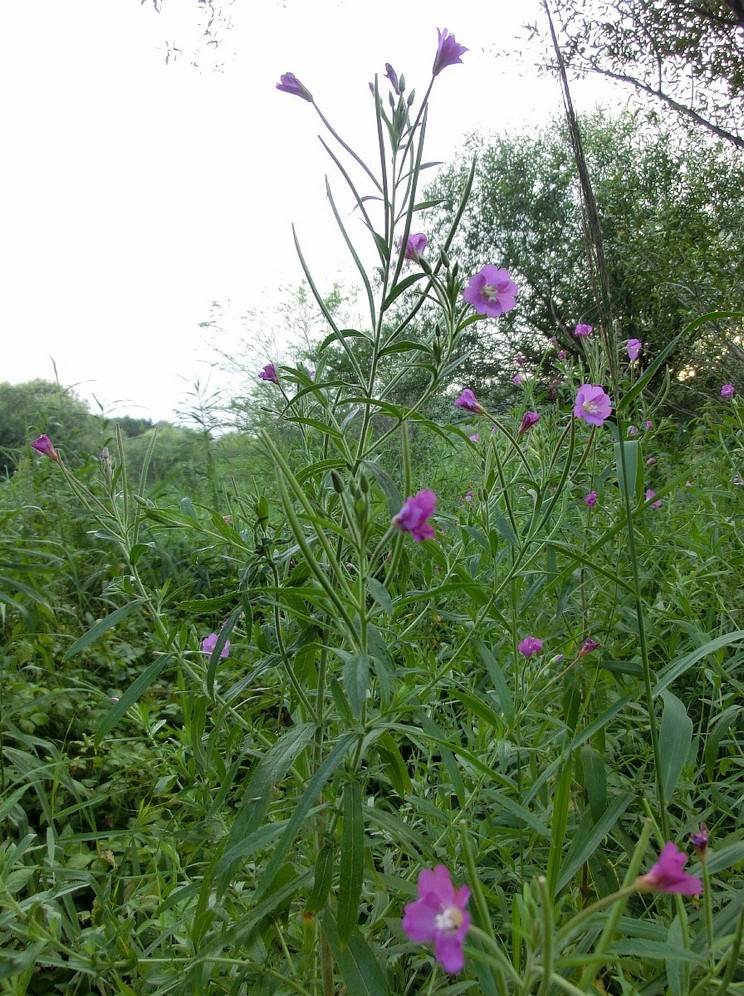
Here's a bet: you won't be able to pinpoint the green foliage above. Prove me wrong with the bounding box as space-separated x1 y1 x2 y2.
426 112 744 410
2 55 743 996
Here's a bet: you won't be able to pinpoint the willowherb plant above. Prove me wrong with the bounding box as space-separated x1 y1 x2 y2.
14 26 744 996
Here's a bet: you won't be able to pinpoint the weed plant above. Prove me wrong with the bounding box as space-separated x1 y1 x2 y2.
1 31 743 996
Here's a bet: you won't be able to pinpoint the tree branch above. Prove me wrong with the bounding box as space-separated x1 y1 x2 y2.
589 65 744 148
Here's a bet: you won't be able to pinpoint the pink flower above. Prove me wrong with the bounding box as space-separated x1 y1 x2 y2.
515 355 525 367
626 338 642 361
573 384 613 427
550 336 559 347
518 411 540 437
574 323 593 338
645 489 662 509
394 489 437 542
721 384 735 398
578 637 600 657
645 420 654 430
689 824 709 860
646 456 656 466
518 636 543 657
259 364 279 384
637 842 702 896
454 389 484 414
557 350 567 360
432 29 468 76
511 374 523 385
399 233 428 262
276 73 313 102
402 865 471 974
627 425 639 438
464 490 473 502
201 632 230 659
29 434 59 462
583 490 598 507
462 266 517 318
469 433 480 443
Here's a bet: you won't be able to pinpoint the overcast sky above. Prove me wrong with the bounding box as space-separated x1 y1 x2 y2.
1 0 621 424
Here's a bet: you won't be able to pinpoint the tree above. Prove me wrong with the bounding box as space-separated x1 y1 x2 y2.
426 112 744 407
542 0 744 149
0 381 97 477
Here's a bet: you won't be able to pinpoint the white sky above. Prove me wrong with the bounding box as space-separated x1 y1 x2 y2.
1 0 621 424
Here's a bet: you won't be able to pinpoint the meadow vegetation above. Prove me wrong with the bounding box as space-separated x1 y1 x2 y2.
1 28 743 996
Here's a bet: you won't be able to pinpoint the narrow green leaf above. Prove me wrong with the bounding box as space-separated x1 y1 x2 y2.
94 652 171 744
659 690 694 799
338 780 364 945
381 272 426 311
366 578 393 616
63 600 143 662
320 910 390 995
216 722 316 886
475 640 515 722
376 732 412 797
451 688 504 730
557 792 633 892
614 438 639 500
580 744 608 821
254 734 356 903
305 845 334 915
343 653 370 718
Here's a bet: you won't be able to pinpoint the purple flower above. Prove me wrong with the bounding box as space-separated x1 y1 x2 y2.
573 384 613 427
646 456 656 466
30 434 59 462
627 425 639 438
637 842 702 896
574 323 593 338
384 63 400 93
518 636 543 657
583 490 598 507
454 389 484 414
432 29 468 77
462 266 518 318
469 433 480 443
515 355 525 367
626 338 642 361
557 350 567 360
721 384 735 398
645 420 654 430
689 824 709 860
276 73 313 102
578 637 600 657
464 490 473 502
201 632 230 659
402 865 471 974
259 363 279 384
394 489 437 542
645 489 662 509
518 411 540 437
511 374 524 385
399 233 428 262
